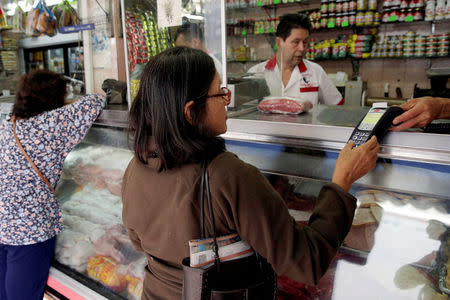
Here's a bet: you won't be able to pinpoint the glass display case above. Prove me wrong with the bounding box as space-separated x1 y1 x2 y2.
223 107 450 300
48 105 450 299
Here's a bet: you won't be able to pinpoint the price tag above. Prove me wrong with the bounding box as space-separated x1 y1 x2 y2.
274 0 281 3
405 16 414 22
269 27 274 33
388 15 398 22
342 21 349 27
242 30 247 35
327 22 335 28
257 1 263 6
258 28 265 33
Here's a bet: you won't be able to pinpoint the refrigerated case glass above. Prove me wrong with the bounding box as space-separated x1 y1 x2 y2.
23 43 82 77
223 127 450 300
47 48 65 74
52 116 450 299
54 126 144 300
68 46 84 82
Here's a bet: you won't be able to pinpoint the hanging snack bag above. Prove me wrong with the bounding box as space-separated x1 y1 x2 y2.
53 0 79 29
258 96 313 114
35 0 57 37
25 7 40 36
0 5 8 29
11 6 25 32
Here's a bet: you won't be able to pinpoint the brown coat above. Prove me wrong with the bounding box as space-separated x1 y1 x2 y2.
122 151 356 300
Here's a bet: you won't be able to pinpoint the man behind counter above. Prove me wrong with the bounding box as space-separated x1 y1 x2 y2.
248 13 344 107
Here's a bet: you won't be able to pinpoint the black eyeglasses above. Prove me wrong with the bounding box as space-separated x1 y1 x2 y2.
206 87 231 106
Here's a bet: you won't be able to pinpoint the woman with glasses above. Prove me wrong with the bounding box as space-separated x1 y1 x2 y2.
122 46 379 299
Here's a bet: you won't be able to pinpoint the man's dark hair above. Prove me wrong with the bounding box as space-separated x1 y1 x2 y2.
276 13 311 41
129 46 225 170
12 69 67 119
174 22 204 43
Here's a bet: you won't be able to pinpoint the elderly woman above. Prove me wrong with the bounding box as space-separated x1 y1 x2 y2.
0 70 105 299
122 47 379 299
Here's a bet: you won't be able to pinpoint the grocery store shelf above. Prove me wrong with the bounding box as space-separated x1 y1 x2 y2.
18 32 81 49
227 1 308 11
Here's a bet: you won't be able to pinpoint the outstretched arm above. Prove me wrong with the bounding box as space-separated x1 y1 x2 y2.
391 97 450 131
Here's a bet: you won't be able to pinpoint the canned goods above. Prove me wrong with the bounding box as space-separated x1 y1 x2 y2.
357 0 367 10
382 10 390 22
365 11 374 25
343 0 350 11
328 0 337 12
356 11 365 25
368 0 377 10
349 12 357 24
336 13 343 26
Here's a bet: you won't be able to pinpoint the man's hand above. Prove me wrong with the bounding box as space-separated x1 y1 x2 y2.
391 97 449 131
332 136 380 192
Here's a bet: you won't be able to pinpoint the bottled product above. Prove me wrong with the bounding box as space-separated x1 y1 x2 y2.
425 0 436 20
435 0 446 19
368 0 378 10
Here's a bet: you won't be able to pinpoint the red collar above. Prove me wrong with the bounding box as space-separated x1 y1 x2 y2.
265 55 277 70
265 55 308 72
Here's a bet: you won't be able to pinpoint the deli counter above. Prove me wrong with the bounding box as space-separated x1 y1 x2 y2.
41 105 450 300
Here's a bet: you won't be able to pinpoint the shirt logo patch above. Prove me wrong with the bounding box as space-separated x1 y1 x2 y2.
300 86 319 93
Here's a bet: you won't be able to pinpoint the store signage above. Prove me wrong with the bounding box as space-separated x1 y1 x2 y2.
60 23 95 33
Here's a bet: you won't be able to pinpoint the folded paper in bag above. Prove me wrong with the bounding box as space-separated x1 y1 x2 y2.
189 233 254 268
258 96 313 115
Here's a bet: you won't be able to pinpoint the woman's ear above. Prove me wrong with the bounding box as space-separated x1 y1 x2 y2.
184 100 195 125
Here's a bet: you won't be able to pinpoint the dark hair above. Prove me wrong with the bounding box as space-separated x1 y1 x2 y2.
276 13 311 40
12 69 67 119
174 22 204 43
129 46 225 170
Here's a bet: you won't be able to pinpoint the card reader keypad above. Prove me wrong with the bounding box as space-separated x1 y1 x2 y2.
351 131 371 146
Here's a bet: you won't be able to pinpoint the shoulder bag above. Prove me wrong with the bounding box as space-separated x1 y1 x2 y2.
11 116 56 194
182 161 277 300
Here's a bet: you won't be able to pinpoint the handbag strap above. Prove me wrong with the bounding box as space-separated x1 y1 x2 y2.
200 161 221 269
11 116 56 194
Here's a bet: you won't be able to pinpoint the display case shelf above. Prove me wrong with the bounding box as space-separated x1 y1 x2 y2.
18 32 81 49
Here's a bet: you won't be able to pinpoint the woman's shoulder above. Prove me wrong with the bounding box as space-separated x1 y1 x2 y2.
210 151 259 177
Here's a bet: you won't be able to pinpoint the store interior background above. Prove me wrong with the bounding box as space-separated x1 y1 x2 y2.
0 0 448 103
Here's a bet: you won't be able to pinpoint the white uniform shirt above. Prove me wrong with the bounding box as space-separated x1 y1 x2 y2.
248 55 344 107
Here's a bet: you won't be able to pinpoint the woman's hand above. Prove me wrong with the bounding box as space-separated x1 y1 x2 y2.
332 136 380 191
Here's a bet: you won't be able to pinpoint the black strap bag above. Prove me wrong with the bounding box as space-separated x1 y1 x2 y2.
182 162 277 300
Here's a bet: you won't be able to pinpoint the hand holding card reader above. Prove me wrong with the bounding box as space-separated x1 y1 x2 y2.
349 103 404 147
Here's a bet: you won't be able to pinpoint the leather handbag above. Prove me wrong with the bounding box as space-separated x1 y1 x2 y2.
182 161 277 300
12 116 55 193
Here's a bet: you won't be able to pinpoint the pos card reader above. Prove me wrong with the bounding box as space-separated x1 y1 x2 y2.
349 102 404 147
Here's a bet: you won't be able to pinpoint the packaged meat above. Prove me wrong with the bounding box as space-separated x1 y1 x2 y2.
126 275 143 300
87 255 127 293
258 96 313 115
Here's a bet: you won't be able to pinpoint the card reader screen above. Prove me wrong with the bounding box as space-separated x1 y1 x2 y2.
358 109 385 131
